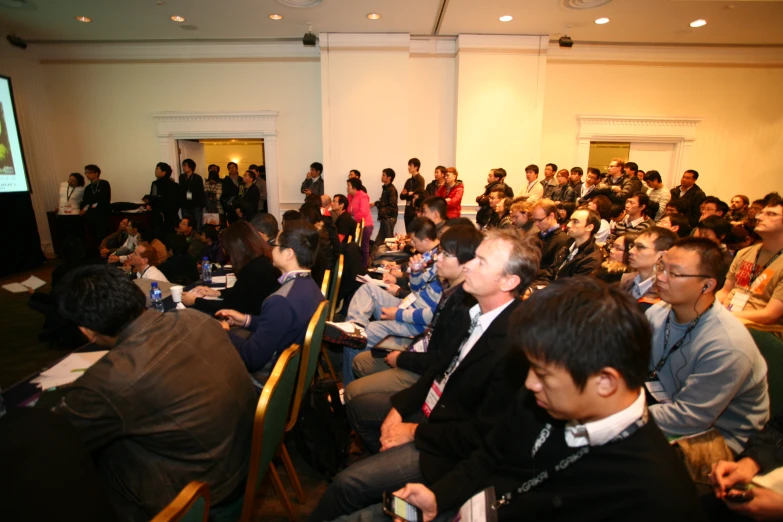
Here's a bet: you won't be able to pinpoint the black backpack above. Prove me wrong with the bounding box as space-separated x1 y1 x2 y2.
293 379 351 479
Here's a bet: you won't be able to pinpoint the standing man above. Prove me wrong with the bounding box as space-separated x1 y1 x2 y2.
643 170 671 222
669 169 706 227
518 164 544 202
435 167 463 219
302 162 324 197
568 166 583 202
331 194 358 243
540 162 559 199
400 158 425 232
79 164 111 255
614 193 655 237
179 159 205 233
373 168 399 245
625 161 644 194
249 164 267 213
425 165 446 196
576 167 600 205
220 162 241 225
718 192 783 328
144 162 180 235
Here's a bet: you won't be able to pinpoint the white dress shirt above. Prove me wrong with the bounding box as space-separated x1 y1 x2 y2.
565 391 646 448
455 299 515 367
137 265 169 283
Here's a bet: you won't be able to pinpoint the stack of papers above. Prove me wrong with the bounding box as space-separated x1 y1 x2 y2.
31 351 109 390
356 274 388 288
2 275 47 293
328 322 367 337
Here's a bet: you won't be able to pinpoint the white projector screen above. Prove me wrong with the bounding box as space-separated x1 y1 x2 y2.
0 75 30 193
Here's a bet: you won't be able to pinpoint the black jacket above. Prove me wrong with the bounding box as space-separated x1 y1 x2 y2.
194 255 280 316
425 180 442 197
335 211 358 241
670 183 707 227
538 236 602 284
390 298 527 483
400 174 425 210
80 180 112 216
431 391 706 522
538 227 571 274
179 173 205 208
220 176 241 211
476 181 514 226
301 176 324 196
147 177 180 228
375 183 399 220
237 183 260 219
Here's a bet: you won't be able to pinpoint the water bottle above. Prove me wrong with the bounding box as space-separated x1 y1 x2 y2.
410 250 436 272
202 257 212 284
150 282 164 312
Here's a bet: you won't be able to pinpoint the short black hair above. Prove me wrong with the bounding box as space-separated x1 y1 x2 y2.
444 217 475 229
278 220 320 269
643 170 662 183
629 192 649 210
409 217 437 241
207 171 220 182
672 237 728 289
382 168 396 183
227 162 238 169
349 169 361 178
641 226 678 251
84 164 101 175
69 172 85 186
667 199 689 215
180 215 195 230
347 178 363 191
250 213 279 239
525 164 539 175
685 169 699 180
513 276 651 391
763 192 783 209
139 228 156 243
609 204 625 219
662 213 691 238
586 167 601 178
55 265 146 337
408 158 421 170
697 215 732 242
282 210 303 226
156 162 172 178
545 163 557 172
333 194 348 210
208 164 219 172
421 196 447 220
570 167 583 177
310 162 323 175
625 162 638 173
182 158 196 171
244 170 256 181
440 224 483 264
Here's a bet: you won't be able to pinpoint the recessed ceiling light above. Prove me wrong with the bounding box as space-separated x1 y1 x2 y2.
75 16 91 23
367 13 381 20
170 15 185 23
690 19 707 28
499 15 513 22
269 14 283 20
594 17 610 25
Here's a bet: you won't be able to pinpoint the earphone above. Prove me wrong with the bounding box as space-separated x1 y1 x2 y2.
702 284 709 293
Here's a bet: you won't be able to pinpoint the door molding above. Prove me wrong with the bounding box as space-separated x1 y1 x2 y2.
576 115 702 187
151 111 280 218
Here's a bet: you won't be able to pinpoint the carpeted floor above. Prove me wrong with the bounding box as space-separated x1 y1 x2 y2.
0 260 331 521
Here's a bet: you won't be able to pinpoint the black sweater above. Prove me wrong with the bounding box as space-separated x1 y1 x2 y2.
179 173 205 208
432 391 706 522
194 256 280 316
741 410 783 473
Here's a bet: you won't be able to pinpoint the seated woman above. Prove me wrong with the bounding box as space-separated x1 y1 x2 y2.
495 197 514 229
550 169 575 203
181 221 280 316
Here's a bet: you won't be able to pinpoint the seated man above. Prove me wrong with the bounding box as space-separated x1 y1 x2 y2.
176 216 205 261
646 237 769 452
383 277 706 522
717 192 783 329
344 224 483 402
107 220 139 264
216 221 323 377
127 242 168 282
613 192 655 237
331 194 358 243
420 196 448 238
659 212 691 238
49 266 256 522
157 233 199 285
334 217 443 386
307 229 540 521
530 198 570 276
619 226 678 305
535 208 602 285
99 218 129 258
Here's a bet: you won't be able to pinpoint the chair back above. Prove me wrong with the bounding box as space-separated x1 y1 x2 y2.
328 254 344 321
239 344 302 522
287 300 329 432
748 327 783 417
151 481 209 522
355 218 364 244
320 269 331 298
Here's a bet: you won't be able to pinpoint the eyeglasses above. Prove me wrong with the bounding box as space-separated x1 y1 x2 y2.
654 259 710 279
532 216 548 223
758 210 783 219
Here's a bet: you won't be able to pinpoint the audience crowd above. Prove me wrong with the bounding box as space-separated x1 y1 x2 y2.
4 155 783 522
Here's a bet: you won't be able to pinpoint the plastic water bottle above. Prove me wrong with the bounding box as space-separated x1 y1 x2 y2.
202 257 212 284
410 250 436 272
150 282 164 312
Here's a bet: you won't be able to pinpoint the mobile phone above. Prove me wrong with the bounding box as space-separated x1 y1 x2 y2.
382 491 423 522
725 485 753 504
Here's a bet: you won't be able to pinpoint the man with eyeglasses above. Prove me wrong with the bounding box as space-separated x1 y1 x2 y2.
599 157 633 205
717 192 783 330
645 237 768 452
535 208 603 285
530 199 570 277
619 227 677 308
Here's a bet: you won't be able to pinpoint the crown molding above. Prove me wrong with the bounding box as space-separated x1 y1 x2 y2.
578 115 702 140
548 43 783 67
319 33 411 53
34 41 320 63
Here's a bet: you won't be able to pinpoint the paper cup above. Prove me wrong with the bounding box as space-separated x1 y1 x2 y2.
170 285 184 303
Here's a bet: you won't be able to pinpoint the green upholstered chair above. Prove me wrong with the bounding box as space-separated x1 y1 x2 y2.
748 326 783 417
151 481 209 522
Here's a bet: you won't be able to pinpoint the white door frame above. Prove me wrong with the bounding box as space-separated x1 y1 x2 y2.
576 115 702 188
151 111 280 218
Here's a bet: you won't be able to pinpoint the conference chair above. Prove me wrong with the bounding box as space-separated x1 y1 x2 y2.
744 321 783 417
317 255 343 382
275 300 329 504
320 268 331 298
355 218 364 244
210 344 302 522
151 481 209 522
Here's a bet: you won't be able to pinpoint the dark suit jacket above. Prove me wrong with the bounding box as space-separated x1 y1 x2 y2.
390 298 527 483
335 211 358 241
147 177 180 230
220 175 241 211
80 179 112 216
194 255 281 316
238 183 260 219
51 309 257 522
670 183 707 227
179 173 205 209
538 227 571 274
538 237 602 284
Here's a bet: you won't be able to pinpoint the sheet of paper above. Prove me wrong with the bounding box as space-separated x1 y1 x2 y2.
176 302 186 310
356 274 388 288
32 351 109 390
211 276 227 284
202 296 223 301
21 275 46 290
2 283 28 293
754 467 783 495
329 322 367 336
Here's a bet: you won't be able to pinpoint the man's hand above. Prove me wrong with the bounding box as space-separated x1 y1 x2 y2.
108 255 120 264
180 291 197 307
380 407 403 435
408 253 423 270
611 186 621 193
390 267 404 279
724 487 783 520
393 484 438 522
100 248 110 257
380 306 398 320
385 350 401 368
220 321 231 332
381 422 417 452
215 309 247 326
401 188 408 195
304 189 312 196
712 458 761 498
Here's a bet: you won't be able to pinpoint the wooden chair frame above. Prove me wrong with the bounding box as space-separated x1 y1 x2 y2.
355 218 364 244
151 481 209 522
320 268 331 298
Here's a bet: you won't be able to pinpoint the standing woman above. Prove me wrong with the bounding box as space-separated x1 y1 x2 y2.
79 164 111 255
58 173 84 215
204 170 223 226
435 167 464 218
347 177 373 267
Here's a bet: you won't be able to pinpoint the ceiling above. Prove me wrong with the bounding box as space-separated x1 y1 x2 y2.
1 0 782 45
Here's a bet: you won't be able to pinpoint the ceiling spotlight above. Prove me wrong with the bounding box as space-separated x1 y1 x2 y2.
269 14 283 20
690 19 707 28
367 13 381 20
75 15 92 23
594 17 610 25
170 15 185 22
499 15 513 22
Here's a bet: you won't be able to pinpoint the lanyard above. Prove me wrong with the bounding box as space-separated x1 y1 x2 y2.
90 182 100 196
648 305 711 380
138 266 151 279
438 314 481 382
495 410 648 509
749 248 783 287
66 186 75 201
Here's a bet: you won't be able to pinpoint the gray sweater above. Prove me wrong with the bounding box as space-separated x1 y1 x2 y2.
646 301 769 452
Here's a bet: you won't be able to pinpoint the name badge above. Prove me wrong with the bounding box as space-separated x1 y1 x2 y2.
410 338 428 353
454 488 498 522
645 380 671 404
727 291 751 312
186 191 193 200
91 203 97 209
422 378 445 418
399 293 417 309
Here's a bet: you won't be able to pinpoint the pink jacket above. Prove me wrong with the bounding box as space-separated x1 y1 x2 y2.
436 180 464 219
349 190 373 227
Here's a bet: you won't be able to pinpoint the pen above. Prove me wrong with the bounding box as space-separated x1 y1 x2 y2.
70 368 87 373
